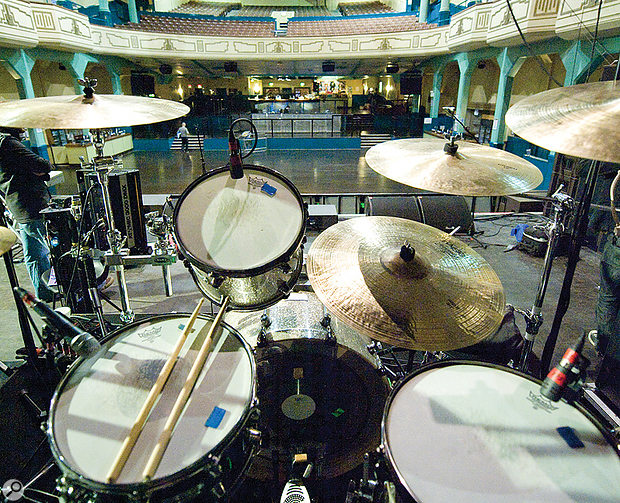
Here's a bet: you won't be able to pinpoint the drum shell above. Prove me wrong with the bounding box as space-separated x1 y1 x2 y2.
47 314 258 502
173 165 307 310
187 246 304 311
381 360 620 503
227 294 390 479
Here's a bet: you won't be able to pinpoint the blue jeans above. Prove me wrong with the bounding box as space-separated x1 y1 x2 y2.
596 234 620 360
19 220 54 302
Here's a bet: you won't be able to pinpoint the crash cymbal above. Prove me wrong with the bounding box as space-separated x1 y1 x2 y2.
307 216 505 351
505 81 620 164
0 94 189 129
365 137 543 196
0 226 17 257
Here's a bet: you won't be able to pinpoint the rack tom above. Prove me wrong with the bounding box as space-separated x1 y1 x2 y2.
174 165 307 310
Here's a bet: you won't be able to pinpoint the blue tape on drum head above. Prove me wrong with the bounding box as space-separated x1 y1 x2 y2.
261 183 277 196
556 426 585 449
205 406 226 428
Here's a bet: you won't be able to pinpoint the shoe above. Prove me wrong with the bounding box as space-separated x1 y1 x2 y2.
588 330 599 350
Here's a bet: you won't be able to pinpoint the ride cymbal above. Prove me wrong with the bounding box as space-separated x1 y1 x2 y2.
365 138 543 196
307 217 505 351
0 94 189 129
505 81 620 164
0 226 17 257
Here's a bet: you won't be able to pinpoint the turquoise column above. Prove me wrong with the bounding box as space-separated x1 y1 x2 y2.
65 53 99 93
419 0 429 23
1 49 48 158
454 53 476 134
128 0 139 23
561 40 603 86
101 57 125 95
99 0 112 26
490 47 525 148
439 0 451 25
430 64 446 118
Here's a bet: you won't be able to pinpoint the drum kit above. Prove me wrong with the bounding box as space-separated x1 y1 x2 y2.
0 79 619 503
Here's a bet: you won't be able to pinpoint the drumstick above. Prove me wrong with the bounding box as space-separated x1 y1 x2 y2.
106 298 205 483
143 296 231 480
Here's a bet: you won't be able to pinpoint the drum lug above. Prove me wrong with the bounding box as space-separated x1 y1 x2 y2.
207 272 224 289
246 427 262 447
210 482 226 499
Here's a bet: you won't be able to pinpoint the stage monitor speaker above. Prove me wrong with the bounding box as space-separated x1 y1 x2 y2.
130 73 155 96
366 194 473 234
77 168 150 255
400 71 423 95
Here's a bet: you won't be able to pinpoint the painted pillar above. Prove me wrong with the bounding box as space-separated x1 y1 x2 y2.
99 0 112 26
1 49 48 157
454 53 476 134
65 53 99 93
439 0 451 25
561 40 603 86
490 47 525 148
101 57 125 95
419 0 429 23
430 64 445 118
128 0 139 23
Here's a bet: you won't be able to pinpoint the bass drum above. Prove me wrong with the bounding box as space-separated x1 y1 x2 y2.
383 361 620 503
227 293 390 480
48 314 258 502
174 165 307 311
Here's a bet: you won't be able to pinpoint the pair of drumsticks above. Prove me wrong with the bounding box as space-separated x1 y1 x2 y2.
106 296 230 483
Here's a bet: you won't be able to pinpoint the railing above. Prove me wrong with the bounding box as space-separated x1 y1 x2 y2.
249 115 345 137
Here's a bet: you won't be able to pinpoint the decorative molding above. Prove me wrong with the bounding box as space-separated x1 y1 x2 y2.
420 32 442 48
32 11 55 31
58 16 90 38
265 40 292 54
2 2 35 30
204 40 228 52
328 40 351 52
106 32 131 48
233 41 258 54
299 40 324 53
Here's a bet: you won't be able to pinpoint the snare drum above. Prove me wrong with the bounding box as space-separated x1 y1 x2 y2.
174 165 307 311
383 361 620 503
227 293 390 479
48 314 258 502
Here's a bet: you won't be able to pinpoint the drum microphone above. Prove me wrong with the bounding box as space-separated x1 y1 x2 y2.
540 333 586 402
14 287 102 358
228 128 244 179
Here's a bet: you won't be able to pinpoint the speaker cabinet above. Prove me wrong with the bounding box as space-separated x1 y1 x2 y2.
400 71 423 95
366 195 473 234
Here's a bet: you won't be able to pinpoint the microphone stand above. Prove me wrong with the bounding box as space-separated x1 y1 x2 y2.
540 159 601 376
197 128 206 175
514 188 574 372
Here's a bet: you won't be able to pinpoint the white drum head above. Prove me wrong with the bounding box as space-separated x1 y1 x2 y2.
384 363 620 503
50 316 254 485
175 168 304 271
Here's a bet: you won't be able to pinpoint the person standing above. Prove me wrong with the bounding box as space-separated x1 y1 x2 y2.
0 128 54 301
176 122 190 152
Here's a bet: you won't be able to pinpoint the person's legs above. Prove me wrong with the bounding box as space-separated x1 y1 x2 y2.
19 220 54 302
595 235 620 357
182 136 188 151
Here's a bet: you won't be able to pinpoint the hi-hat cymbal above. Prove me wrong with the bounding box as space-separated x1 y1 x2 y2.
0 94 189 129
505 81 620 164
307 216 505 351
0 226 17 257
365 138 543 196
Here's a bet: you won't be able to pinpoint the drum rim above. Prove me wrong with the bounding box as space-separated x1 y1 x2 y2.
381 359 620 502
188 246 304 311
47 313 258 495
173 164 308 278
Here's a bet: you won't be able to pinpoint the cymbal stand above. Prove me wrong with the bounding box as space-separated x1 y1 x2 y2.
515 187 574 372
91 130 134 323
